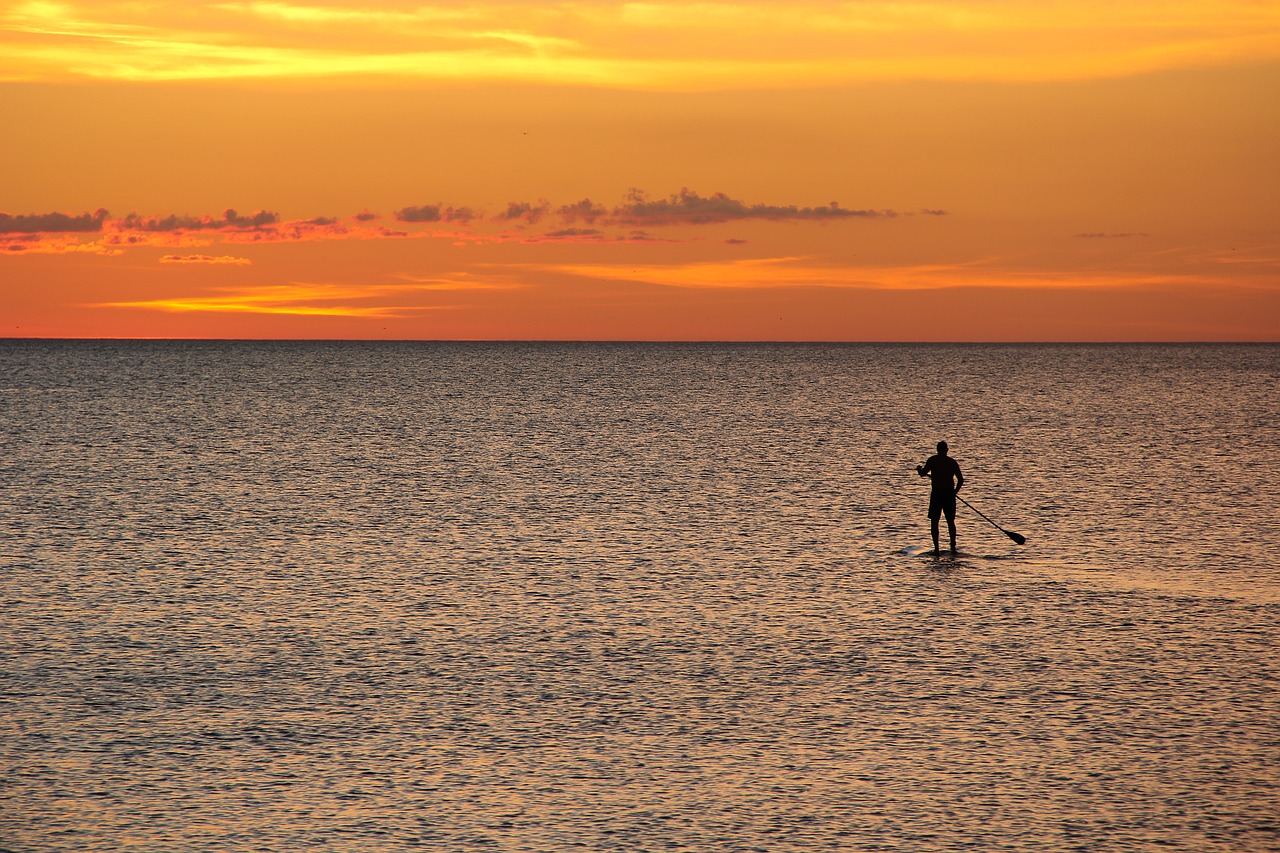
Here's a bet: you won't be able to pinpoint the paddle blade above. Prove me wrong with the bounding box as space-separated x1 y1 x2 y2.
1005 530 1026 545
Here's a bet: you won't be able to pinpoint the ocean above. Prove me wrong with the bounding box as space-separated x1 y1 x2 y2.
1 341 1277 852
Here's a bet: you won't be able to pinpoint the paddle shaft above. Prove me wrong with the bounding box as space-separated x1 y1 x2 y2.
956 493 998 530
956 493 1025 544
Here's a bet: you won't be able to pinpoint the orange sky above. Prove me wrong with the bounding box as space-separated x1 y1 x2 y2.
2 1 1278 340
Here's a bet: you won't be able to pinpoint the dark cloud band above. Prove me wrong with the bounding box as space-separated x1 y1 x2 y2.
612 188 895 224
0 209 109 234
396 205 475 224
119 209 278 231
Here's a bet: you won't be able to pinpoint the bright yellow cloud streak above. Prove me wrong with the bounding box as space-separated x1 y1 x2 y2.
533 257 1256 291
3 0 1278 87
101 284 441 316
96 277 517 317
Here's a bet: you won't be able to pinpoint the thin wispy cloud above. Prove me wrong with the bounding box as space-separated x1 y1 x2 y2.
3 1 1276 86
392 274 524 291
526 256 1242 292
520 228 683 245
528 257 881 289
159 254 253 265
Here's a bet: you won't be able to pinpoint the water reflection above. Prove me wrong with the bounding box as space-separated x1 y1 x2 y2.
1 341 1277 851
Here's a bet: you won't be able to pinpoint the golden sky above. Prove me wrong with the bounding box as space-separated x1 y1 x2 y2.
2 0 1278 339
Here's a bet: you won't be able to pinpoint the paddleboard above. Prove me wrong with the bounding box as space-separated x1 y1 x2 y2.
903 545 981 560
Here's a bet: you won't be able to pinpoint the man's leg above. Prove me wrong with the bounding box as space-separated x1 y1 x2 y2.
945 502 957 553
928 492 943 556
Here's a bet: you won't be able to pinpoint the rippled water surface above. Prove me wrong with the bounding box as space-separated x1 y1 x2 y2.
2 341 1277 852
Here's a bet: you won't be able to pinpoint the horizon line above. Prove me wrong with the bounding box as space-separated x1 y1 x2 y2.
3 338 1277 345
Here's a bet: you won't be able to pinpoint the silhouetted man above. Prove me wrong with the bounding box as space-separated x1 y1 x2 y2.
917 441 964 556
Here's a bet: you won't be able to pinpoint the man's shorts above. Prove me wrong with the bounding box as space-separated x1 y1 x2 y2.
928 489 957 521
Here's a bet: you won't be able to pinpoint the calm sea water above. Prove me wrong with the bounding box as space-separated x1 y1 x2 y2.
1 341 1277 852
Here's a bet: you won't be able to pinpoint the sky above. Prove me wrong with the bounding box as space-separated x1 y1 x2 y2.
2 0 1278 340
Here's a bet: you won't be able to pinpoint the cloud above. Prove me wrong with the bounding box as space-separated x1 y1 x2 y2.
219 216 352 243
2 207 276 238
611 188 895 225
0 209 109 233
395 204 475 224
392 273 524 291
557 199 609 223
530 256 866 289
1 189 935 258
102 231 214 249
395 205 441 223
2 235 123 256
526 256 1238 293
520 228 683 245
100 283 441 317
497 201 551 224
159 254 252 265
118 208 278 232
622 230 681 243
6 1 1277 88
338 189 912 235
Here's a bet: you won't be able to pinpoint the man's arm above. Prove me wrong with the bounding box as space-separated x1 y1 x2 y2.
954 461 964 492
917 456 935 477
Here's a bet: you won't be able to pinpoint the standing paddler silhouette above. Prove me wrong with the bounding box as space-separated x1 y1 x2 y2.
917 441 964 556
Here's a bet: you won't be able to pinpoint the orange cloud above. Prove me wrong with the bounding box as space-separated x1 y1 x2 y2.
1 235 124 256
102 232 215 249
159 254 253 265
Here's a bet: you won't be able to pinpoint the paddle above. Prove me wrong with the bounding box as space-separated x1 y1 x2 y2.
956 494 1026 545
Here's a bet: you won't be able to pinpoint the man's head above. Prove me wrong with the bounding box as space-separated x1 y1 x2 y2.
937 441 949 455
